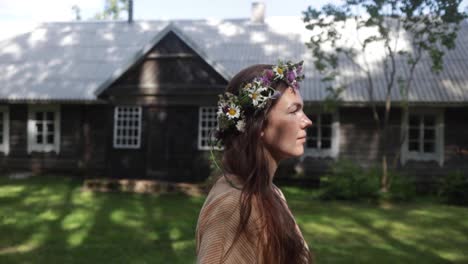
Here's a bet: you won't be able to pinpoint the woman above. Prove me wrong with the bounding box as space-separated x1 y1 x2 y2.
196 61 314 264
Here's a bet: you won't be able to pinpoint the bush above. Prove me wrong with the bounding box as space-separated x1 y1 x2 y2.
319 159 416 202
319 159 380 201
383 171 416 202
438 170 468 206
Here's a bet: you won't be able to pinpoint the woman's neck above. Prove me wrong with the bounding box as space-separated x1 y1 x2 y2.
264 149 280 181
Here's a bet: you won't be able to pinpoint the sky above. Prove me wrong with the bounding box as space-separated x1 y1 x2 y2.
1 0 467 40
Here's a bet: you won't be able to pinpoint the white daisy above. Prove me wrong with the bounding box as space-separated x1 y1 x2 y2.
272 66 285 80
235 119 246 132
248 85 268 106
226 103 241 120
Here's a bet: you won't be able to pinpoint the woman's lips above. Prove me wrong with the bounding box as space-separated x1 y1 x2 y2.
297 136 307 143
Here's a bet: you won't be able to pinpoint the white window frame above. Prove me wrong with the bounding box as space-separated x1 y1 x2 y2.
303 110 340 159
0 106 10 155
113 106 142 149
401 108 444 166
27 105 61 154
198 106 219 150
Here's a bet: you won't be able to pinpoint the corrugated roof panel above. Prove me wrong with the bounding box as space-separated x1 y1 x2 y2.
1 18 468 103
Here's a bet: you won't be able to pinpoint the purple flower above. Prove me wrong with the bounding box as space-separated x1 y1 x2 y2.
264 69 274 79
261 75 271 86
287 70 296 83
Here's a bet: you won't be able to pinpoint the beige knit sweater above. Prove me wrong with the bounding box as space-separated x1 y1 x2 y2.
195 176 307 264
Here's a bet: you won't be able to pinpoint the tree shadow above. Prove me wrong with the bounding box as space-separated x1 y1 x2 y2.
0 176 205 263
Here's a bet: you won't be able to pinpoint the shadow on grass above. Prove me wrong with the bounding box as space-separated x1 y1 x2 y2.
0 176 205 264
286 194 468 264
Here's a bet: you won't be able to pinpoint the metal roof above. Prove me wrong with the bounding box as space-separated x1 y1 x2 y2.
0 17 467 104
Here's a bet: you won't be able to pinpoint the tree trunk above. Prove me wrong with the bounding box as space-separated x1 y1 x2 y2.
381 154 389 193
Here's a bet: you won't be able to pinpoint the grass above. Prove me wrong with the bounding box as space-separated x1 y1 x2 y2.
0 176 467 263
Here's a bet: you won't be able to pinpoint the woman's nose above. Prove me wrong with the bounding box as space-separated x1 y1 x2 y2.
302 114 312 128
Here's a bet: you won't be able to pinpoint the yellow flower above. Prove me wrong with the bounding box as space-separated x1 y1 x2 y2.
226 104 240 119
229 108 237 115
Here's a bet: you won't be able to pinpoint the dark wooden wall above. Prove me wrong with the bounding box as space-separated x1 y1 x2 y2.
299 105 468 186
0 104 108 176
99 30 227 181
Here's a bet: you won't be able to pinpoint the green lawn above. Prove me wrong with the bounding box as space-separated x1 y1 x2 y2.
0 176 467 264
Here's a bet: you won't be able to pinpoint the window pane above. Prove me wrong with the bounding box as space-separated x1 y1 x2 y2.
35 112 43 121
409 141 419 151
321 126 331 138
409 115 419 127
423 142 435 153
36 123 43 132
409 128 419 140
321 114 332 125
424 129 435 141
46 112 54 121
36 135 43 144
47 134 54 144
115 107 142 148
307 138 317 148
308 115 317 125
322 139 331 149
47 123 54 133
308 127 318 138
424 115 435 127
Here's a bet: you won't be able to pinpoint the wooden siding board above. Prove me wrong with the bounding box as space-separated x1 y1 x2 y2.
0 104 108 175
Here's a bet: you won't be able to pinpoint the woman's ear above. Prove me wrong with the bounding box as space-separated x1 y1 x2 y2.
260 131 264 137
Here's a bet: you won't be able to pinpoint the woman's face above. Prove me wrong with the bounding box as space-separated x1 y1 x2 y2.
261 87 312 161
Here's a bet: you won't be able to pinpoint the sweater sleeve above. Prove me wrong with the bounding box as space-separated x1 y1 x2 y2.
196 190 259 264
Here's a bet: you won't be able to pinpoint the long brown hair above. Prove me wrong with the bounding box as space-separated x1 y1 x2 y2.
219 64 313 264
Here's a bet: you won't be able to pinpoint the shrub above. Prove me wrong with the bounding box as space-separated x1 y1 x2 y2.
438 170 468 206
384 171 416 202
319 159 417 202
319 159 380 201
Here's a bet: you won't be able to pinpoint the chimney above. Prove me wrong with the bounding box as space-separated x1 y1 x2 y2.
128 0 133 23
251 2 265 24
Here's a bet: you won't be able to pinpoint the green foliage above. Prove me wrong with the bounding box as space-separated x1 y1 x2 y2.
386 171 416 202
303 0 466 99
303 0 465 192
93 0 128 20
438 170 468 206
320 159 416 202
320 159 380 201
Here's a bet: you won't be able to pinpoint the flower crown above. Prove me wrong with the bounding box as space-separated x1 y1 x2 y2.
215 60 304 143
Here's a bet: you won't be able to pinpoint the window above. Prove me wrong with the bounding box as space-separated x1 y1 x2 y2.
408 115 436 153
198 107 218 150
0 106 9 155
113 106 142 149
304 112 340 158
401 109 444 166
27 105 60 153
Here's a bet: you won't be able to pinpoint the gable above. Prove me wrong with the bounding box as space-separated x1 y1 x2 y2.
99 30 228 98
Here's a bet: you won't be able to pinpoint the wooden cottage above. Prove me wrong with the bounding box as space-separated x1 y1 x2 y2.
0 16 467 183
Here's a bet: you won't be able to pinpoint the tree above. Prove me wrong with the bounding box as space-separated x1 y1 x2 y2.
303 0 465 192
71 5 81 21
93 0 129 20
